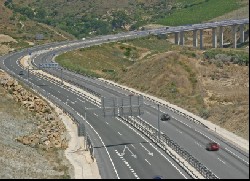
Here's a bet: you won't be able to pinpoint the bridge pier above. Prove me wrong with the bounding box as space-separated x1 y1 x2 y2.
219 26 224 48
240 24 245 43
180 31 185 45
168 19 248 49
212 28 217 48
175 32 179 45
232 25 237 48
199 29 203 50
193 30 198 47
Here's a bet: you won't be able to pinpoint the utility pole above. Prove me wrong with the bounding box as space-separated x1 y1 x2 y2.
84 106 88 151
157 104 160 140
60 68 63 85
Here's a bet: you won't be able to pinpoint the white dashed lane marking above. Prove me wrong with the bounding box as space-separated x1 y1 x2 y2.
145 159 151 165
218 158 226 164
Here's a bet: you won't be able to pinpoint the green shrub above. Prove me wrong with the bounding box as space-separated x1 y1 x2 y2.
199 108 210 119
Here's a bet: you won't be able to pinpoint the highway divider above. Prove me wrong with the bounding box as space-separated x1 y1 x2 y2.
118 116 218 179
98 78 209 128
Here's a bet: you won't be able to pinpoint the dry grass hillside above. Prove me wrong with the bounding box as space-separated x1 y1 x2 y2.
56 35 249 140
117 49 249 139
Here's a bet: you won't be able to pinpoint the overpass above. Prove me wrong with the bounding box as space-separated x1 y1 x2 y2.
151 18 249 49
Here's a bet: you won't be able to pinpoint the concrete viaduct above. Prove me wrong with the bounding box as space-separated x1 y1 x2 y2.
155 18 249 49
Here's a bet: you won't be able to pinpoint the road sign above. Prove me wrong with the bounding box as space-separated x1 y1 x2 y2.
39 63 59 68
119 105 144 116
101 96 144 117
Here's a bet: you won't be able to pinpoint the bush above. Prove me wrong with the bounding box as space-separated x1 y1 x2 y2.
199 108 210 119
214 60 223 68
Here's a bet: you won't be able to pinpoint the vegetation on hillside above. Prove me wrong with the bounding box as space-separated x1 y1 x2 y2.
0 0 74 54
157 0 242 25
4 0 247 39
55 35 249 139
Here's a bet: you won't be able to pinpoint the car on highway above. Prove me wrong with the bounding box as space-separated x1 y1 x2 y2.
152 175 164 179
19 70 24 75
160 113 171 121
206 142 220 151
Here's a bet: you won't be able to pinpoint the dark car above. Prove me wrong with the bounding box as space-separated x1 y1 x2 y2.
153 175 164 179
19 70 24 75
206 142 220 151
161 113 171 121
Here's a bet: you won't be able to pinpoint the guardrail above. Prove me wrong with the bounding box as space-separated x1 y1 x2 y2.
119 116 218 179
30 70 100 105
35 67 102 98
99 79 209 129
23 58 218 178
2 65 214 178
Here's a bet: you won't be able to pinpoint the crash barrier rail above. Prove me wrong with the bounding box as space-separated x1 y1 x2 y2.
21 66 215 175
36 67 102 98
28 42 208 129
15 61 97 156
86 133 95 159
2 66 216 178
15 56 214 176
119 116 218 179
29 70 100 105
15 58 101 106
99 79 209 129
25 56 100 98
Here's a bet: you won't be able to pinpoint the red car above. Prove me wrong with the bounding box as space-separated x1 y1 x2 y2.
206 142 220 151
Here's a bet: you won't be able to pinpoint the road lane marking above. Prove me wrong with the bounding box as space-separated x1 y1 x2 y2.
105 122 109 125
131 145 135 149
145 159 151 165
176 129 183 134
195 142 203 148
81 114 120 179
116 117 188 179
217 158 226 164
224 147 249 165
114 150 139 179
94 113 98 117
77 97 85 103
140 143 153 156
118 132 122 136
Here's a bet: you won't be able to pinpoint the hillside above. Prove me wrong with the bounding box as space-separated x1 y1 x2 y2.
4 0 247 39
0 0 74 55
56 36 249 140
0 72 72 178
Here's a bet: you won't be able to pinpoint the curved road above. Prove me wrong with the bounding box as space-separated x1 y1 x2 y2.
0 19 249 179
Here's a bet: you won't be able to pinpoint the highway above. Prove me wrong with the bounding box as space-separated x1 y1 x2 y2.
0 18 249 179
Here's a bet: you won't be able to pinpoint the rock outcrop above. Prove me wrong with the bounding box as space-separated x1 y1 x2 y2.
0 72 68 150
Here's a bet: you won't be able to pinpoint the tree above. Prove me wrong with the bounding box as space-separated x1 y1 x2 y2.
36 8 46 19
111 10 131 29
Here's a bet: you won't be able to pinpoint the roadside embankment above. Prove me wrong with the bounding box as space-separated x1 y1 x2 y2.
0 69 101 178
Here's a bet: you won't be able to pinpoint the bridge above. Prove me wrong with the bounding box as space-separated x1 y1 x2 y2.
150 18 249 49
